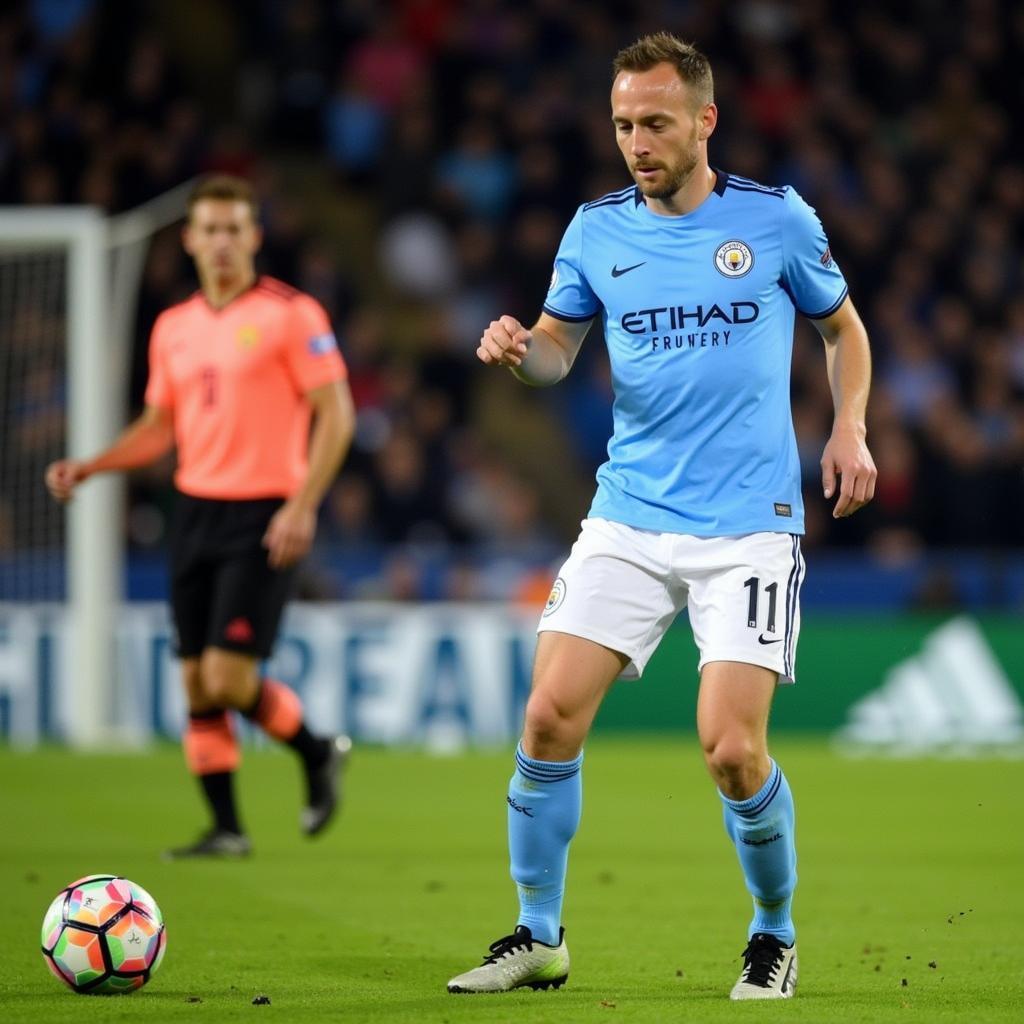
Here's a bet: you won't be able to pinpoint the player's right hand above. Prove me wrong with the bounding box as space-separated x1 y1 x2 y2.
44 459 87 503
478 315 531 368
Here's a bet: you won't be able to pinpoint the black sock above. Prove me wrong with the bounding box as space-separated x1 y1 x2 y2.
286 724 330 767
199 772 243 835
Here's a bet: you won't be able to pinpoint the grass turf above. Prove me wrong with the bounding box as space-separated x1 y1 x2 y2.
0 738 1021 1022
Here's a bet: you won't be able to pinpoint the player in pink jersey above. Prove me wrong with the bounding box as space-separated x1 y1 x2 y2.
46 175 357 857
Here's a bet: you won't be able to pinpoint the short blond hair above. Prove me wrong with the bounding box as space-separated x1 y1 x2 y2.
612 32 714 108
187 174 259 221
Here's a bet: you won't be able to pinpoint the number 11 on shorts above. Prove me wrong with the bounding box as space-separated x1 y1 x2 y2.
743 576 778 633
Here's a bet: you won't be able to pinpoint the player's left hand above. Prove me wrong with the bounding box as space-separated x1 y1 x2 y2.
820 426 877 519
262 500 316 569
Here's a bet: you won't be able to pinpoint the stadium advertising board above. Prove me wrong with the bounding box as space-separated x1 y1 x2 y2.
0 603 535 748
0 604 1021 752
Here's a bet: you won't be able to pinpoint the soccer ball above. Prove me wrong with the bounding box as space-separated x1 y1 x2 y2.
40 874 167 994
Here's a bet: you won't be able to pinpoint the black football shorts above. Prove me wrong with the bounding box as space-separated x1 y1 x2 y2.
169 492 296 660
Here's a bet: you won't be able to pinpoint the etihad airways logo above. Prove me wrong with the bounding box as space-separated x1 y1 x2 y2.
621 301 761 353
620 301 760 334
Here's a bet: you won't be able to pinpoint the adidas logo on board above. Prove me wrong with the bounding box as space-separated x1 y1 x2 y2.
836 616 1023 756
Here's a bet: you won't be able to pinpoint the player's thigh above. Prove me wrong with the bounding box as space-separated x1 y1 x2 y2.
686 532 805 684
538 517 683 681
696 660 778 796
525 631 629 749
696 660 777 754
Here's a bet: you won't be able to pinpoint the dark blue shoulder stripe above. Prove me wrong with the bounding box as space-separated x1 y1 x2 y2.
583 185 635 210
729 173 785 190
584 195 634 212
543 304 598 323
584 184 633 205
801 286 849 320
726 174 785 195
725 182 785 200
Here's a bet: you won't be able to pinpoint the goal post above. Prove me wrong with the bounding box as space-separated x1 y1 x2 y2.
0 185 193 747
1 207 118 746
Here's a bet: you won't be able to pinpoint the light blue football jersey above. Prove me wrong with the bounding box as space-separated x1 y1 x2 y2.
543 170 848 536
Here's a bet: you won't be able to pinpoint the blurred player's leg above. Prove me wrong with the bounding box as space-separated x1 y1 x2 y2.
165 657 251 859
199 648 350 836
697 662 797 999
203 516 350 837
448 632 623 994
242 673 351 835
166 495 255 857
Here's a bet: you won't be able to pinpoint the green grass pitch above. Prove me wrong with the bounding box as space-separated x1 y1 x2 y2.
1 738 1021 1022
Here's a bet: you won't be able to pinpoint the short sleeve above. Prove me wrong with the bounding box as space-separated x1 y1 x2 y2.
781 188 848 320
542 206 601 323
282 295 348 393
143 312 174 409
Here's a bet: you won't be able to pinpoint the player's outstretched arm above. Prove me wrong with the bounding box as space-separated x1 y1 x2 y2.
813 297 877 519
44 404 175 503
477 313 592 387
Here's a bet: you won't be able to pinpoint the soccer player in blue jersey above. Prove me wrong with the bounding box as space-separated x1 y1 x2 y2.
446 33 876 1000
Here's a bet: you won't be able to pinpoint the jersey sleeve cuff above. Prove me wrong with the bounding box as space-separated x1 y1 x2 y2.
542 304 598 323
801 285 848 320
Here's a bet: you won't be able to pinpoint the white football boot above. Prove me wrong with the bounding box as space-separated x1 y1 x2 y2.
447 925 569 993
730 932 797 1000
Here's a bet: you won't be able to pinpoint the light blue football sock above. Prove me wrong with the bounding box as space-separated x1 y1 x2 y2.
507 742 583 947
720 759 797 946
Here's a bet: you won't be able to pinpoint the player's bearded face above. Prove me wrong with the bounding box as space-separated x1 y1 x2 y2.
612 65 712 204
630 119 701 200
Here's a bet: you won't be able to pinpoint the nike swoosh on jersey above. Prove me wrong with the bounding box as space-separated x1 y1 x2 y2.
758 635 784 645
611 261 646 277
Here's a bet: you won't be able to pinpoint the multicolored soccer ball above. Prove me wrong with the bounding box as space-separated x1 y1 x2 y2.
40 875 166 994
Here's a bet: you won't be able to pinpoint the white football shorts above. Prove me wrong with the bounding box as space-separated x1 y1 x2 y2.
538 517 805 683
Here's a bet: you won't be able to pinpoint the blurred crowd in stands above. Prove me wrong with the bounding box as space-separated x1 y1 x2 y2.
2 0 1022 601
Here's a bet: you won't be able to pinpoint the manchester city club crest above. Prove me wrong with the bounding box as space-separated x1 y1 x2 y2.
714 240 754 278
542 577 567 617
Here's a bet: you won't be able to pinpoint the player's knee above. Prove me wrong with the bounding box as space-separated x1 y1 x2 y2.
703 734 760 786
180 659 214 712
522 690 582 754
198 651 248 709
198 673 233 709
